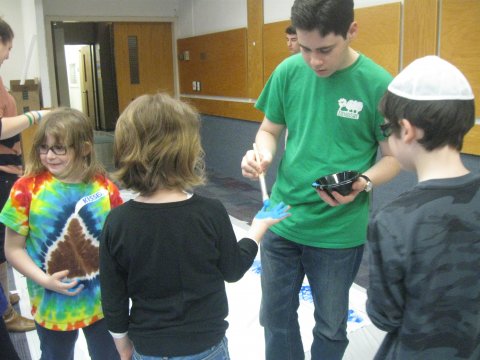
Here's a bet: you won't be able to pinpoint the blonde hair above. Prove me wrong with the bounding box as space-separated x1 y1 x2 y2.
113 93 205 195
25 107 105 182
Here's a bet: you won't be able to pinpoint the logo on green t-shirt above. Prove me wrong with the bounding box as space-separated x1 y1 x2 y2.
337 98 364 120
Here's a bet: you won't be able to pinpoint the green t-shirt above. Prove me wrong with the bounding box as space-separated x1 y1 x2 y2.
256 53 392 248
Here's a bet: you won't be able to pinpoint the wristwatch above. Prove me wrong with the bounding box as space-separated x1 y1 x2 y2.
359 174 373 192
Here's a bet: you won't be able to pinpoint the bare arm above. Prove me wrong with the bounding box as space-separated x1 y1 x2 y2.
5 227 83 296
316 140 401 206
112 335 134 360
241 117 285 179
0 110 49 140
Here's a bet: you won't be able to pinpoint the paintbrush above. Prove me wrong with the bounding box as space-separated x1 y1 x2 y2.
253 143 269 202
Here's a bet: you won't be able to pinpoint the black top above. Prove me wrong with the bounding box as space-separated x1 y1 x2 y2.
367 173 480 359
99 194 258 357
0 134 22 179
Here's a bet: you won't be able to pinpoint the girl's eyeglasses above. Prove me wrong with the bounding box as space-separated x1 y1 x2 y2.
380 123 393 138
38 144 69 155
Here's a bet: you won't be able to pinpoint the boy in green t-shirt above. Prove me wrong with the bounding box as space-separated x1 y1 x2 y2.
240 0 400 359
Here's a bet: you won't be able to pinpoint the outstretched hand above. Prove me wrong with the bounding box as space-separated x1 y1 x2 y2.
255 199 290 221
248 200 291 243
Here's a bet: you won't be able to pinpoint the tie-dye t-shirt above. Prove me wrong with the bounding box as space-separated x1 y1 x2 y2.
0 171 122 330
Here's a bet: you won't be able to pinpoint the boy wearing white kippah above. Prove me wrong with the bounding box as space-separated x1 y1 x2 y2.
366 55 480 360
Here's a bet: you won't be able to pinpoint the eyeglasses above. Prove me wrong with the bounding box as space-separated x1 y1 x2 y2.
38 144 69 155
380 122 393 138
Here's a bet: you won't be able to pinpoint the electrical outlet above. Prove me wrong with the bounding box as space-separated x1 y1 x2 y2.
196 81 201 91
192 81 197 91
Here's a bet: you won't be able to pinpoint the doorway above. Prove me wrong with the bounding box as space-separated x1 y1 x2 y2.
51 21 117 130
51 21 175 130
65 44 97 128
64 45 83 112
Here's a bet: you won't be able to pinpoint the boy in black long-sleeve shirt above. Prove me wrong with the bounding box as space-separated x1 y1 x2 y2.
367 56 480 360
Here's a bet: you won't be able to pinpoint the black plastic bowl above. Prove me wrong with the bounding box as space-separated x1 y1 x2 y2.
312 170 360 198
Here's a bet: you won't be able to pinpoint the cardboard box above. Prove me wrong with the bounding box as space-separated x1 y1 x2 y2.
10 79 41 113
10 79 42 165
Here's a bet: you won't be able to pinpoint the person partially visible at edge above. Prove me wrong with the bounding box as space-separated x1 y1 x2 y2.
285 25 300 54
240 0 400 359
367 55 480 360
0 18 47 140
99 93 290 360
1 108 122 360
0 16 48 358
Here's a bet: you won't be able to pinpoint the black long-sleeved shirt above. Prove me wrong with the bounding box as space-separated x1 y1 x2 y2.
99 194 258 357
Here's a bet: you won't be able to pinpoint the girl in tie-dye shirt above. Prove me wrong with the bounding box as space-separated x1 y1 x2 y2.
0 108 122 360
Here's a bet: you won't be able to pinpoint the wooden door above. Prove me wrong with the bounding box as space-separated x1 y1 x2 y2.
113 22 174 112
79 45 97 127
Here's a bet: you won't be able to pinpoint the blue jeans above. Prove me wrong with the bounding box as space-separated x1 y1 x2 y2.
132 337 230 360
36 318 119 360
260 230 364 360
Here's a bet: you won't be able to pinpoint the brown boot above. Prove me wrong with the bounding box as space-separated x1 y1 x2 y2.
9 293 20 306
3 306 36 332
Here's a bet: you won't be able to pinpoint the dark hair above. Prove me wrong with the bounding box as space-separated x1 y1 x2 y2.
291 0 354 38
0 18 14 45
285 25 297 35
379 92 475 151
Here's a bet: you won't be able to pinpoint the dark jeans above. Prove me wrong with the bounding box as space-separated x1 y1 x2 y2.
132 337 230 360
36 318 119 360
259 230 364 360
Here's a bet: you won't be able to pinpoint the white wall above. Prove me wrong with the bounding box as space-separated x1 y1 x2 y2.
264 0 294 24
41 0 180 18
0 0 39 91
21 0 40 84
177 0 247 38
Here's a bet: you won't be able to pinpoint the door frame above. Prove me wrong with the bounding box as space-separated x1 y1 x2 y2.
79 45 98 128
44 16 179 110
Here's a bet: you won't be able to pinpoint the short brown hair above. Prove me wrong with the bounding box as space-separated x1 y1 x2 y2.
285 25 297 35
113 93 206 195
379 92 475 151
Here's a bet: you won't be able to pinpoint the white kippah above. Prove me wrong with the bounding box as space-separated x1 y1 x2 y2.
388 55 474 101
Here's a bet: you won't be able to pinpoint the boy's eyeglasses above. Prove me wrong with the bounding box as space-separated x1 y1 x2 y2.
38 144 69 155
380 123 393 138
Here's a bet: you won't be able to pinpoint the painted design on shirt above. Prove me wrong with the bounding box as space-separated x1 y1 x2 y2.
45 190 107 281
337 98 364 120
